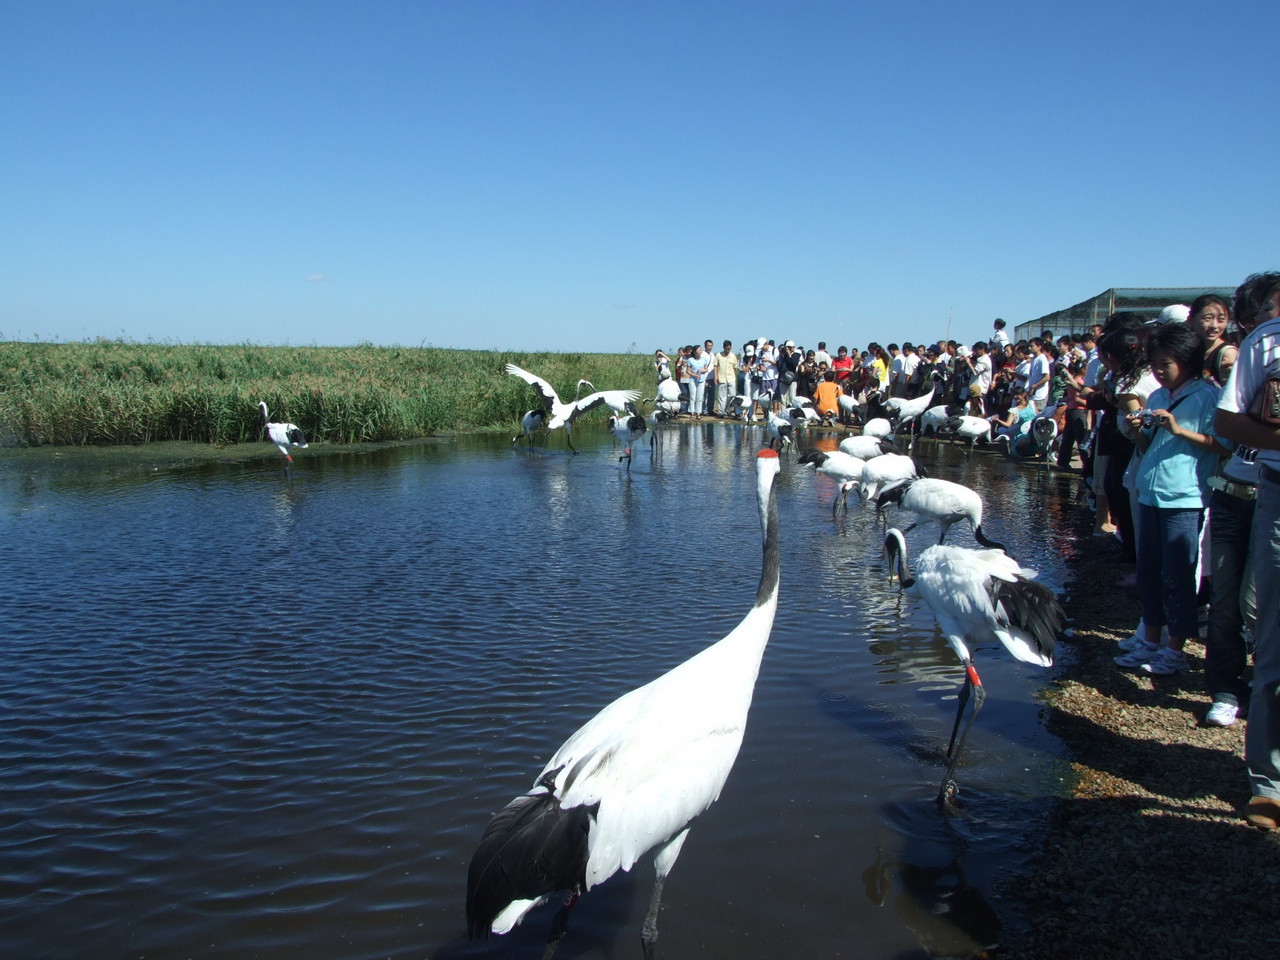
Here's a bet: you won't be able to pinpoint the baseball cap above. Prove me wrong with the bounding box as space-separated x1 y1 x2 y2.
1147 304 1190 326
784 340 795 347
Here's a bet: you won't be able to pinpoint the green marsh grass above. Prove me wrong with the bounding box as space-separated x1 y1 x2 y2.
0 340 654 448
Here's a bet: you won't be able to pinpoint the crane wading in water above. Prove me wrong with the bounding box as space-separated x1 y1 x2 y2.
259 402 307 473
884 528 1060 804
466 450 782 959
505 364 640 455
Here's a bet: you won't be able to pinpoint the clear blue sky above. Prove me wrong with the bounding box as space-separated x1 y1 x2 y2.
3 1 1276 354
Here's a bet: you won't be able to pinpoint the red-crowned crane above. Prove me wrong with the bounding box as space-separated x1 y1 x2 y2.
939 415 992 455
884 373 942 438
839 434 901 461
863 417 894 439
259 402 307 473
643 379 683 417
797 449 866 516
884 528 1060 804
466 451 782 959
512 409 547 448
645 409 671 456
609 402 648 471
506 364 640 455
859 453 924 503
918 404 957 441
875 477 1005 550
764 410 794 451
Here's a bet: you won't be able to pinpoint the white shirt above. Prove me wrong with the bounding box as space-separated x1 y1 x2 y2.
973 354 992 391
1084 355 1102 388
890 354 905 383
1220 317 1280 471
1028 353 1052 404
901 353 920 382
1015 359 1031 389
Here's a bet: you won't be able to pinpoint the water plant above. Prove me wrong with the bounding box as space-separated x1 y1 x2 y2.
0 340 653 447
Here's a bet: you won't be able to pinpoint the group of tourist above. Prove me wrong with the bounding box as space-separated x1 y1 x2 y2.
657 336 1001 425
655 269 1280 832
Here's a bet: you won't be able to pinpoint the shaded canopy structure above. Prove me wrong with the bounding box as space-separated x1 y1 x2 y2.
1014 286 1236 340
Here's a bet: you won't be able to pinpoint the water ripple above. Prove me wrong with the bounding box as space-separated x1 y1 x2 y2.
0 430 1067 959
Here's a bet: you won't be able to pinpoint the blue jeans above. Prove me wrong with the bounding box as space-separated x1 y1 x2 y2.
1135 503 1204 640
1248 473 1280 801
1207 489 1256 706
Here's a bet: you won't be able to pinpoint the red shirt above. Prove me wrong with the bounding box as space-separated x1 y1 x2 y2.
832 356 854 381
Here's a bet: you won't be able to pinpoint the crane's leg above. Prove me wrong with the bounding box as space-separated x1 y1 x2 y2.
540 892 580 960
642 829 690 960
939 662 986 805
565 429 579 456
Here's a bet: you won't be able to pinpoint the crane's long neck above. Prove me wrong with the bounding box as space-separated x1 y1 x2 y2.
886 528 914 589
754 454 781 609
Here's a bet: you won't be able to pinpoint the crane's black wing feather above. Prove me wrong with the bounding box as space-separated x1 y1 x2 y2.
465 790 596 938
990 576 1062 663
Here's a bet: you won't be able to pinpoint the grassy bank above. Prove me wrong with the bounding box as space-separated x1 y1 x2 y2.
0 340 652 447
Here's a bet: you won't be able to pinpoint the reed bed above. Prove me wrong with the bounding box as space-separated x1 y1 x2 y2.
0 340 653 448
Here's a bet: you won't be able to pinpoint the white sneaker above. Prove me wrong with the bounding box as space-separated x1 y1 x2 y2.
1114 642 1161 668
1205 700 1239 727
1117 626 1169 651
1139 647 1188 676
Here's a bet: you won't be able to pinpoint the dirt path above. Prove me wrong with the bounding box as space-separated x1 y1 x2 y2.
1003 527 1280 959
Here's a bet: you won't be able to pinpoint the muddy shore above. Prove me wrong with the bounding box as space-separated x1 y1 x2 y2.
1003 517 1280 959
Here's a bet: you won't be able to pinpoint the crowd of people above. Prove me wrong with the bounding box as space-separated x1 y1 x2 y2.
655 269 1280 832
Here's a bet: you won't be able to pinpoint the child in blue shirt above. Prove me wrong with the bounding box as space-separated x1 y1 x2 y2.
1115 323 1228 675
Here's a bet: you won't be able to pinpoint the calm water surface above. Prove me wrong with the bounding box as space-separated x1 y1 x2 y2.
0 425 1082 960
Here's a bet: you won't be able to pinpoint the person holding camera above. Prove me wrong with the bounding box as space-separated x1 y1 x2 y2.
1112 322 1224 677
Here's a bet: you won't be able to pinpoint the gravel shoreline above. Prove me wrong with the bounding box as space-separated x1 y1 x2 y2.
1002 519 1280 959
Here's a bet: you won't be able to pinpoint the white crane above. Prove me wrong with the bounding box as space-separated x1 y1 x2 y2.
918 404 956 440
646 409 671 455
512 408 547 448
839 434 901 460
863 417 894 439
786 404 822 428
836 384 859 426
506 364 641 455
859 453 924 503
939 415 992 454
609 402 648 471
875 477 1005 549
885 374 942 437
578 379 636 415
797 449 866 515
724 393 761 422
643 379 683 417
1029 417 1060 460
259 402 307 472
466 450 783 958
884 528 1060 804
764 410 795 451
